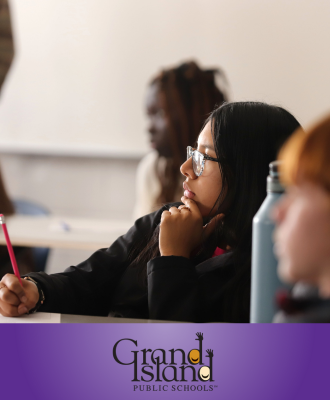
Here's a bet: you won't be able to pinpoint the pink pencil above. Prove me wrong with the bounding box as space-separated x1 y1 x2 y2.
0 214 23 286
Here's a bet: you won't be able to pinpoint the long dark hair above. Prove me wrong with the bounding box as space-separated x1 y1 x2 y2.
207 102 301 320
151 60 228 204
130 101 301 321
210 102 301 255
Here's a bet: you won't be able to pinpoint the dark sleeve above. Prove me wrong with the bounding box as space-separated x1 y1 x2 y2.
25 209 163 317
147 256 201 322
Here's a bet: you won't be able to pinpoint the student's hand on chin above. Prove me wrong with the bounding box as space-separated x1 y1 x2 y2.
0 274 39 317
159 196 224 258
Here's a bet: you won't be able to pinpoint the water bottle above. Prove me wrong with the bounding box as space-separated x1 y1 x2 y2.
250 161 286 323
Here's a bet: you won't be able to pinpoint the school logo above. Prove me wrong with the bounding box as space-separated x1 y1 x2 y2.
113 332 217 392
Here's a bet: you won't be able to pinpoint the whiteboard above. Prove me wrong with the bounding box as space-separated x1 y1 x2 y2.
1 0 330 156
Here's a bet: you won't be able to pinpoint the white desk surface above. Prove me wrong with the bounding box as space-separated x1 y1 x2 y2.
0 215 133 251
0 312 176 324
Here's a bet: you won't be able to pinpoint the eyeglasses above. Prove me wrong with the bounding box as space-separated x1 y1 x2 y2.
187 146 219 177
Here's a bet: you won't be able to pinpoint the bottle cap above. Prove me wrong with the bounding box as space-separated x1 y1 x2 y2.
267 161 284 193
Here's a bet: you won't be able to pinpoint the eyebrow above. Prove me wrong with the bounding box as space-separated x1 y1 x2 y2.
198 143 215 151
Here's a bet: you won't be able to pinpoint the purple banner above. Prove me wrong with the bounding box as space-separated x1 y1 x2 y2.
1 324 329 400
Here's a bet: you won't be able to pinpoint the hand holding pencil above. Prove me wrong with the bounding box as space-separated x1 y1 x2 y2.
0 214 23 285
0 274 39 316
0 214 39 316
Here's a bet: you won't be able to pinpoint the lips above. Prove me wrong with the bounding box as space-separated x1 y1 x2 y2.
183 182 195 199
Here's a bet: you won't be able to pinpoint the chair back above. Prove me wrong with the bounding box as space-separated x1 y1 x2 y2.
13 199 50 272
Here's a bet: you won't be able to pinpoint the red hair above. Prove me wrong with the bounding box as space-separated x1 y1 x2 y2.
278 114 330 192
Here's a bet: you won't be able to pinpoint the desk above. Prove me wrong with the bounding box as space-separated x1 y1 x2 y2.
0 312 176 323
0 215 133 251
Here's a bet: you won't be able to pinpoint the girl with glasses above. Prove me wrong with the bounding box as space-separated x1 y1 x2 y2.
0 102 300 322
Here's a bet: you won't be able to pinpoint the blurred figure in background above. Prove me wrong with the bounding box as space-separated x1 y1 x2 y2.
273 114 330 322
0 0 35 278
133 60 228 219
0 0 14 90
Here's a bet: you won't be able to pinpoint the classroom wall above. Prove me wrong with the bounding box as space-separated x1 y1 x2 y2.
0 154 138 220
0 153 140 273
1 0 330 152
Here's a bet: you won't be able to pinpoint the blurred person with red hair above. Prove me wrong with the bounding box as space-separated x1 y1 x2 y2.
273 114 330 322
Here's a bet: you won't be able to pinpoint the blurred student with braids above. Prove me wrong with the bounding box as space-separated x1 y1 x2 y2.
133 60 228 219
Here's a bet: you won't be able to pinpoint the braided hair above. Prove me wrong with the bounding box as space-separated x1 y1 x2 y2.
150 61 228 205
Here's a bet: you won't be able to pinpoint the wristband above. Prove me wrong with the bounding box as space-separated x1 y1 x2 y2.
24 277 45 314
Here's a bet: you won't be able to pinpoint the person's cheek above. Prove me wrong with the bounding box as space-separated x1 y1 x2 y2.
280 209 309 282
199 186 217 216
272 203 283 225
276 231 301 283
274 209 295 279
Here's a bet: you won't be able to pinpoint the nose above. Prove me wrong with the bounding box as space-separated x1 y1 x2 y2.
180 157 197 179
148 121 156 135
147 114 157 135
271 196 287 225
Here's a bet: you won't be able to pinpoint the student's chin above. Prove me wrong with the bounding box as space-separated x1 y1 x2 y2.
277 259 296 284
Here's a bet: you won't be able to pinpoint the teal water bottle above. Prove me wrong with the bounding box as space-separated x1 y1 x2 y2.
250 161 285 323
